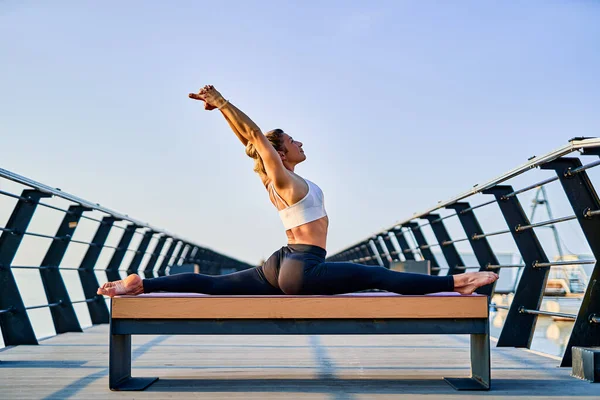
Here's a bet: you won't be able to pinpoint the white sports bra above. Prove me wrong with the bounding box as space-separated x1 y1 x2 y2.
268 178 328 230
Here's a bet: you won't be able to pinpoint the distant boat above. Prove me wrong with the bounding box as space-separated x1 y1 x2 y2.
544 254 589 297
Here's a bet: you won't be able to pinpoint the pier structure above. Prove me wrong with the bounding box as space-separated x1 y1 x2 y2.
1 138 600 397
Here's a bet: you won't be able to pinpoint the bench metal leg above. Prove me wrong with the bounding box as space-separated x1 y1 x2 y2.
444 333 491 390
109 333 158 391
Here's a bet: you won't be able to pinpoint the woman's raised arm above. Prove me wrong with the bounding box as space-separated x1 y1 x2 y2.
189 86 291 187
189 86 252 146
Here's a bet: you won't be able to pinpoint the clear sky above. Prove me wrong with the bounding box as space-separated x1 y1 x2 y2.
1 1 600 264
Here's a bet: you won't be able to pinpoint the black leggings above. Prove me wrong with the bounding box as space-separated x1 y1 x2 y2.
143 244 454 295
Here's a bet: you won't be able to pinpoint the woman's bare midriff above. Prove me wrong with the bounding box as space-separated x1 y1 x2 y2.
284 216 329 249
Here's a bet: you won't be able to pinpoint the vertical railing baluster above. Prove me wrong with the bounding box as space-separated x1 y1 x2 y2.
405 222 441 275
78 215 114 324
383 233 402 263
126 230 155 275
541 157 600 367
141 235 167 279
447 202 500 296
193 246 208 273
0 189 50 345
157 239 179 276
350 247 363 262
373 236 390 268
203 248 220 274
423 214 465 275
38 204 89 334
483 185 551 348
171 241 187 268
392 228 416 261
184 246 198 264
105 223 139 282
361 241 378 265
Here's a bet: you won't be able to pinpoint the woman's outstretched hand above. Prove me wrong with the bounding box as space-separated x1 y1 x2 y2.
189 85 227 110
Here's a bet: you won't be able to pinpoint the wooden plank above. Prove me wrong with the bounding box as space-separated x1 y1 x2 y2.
2 325 600 399
111 295 488 319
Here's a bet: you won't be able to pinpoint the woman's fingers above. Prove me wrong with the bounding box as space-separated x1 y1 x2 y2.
189 92 217 110
189 93 204 100
190 85 221 111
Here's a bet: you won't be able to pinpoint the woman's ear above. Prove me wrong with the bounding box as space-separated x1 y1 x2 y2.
278 151 286 161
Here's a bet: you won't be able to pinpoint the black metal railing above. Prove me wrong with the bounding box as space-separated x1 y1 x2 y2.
328 137 600 368
0 167 255 347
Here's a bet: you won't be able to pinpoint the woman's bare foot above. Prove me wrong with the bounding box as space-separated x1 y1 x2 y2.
97 273 144 297
453 272 499 295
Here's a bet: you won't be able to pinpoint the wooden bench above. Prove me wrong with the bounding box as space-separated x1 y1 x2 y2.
109 292 490 391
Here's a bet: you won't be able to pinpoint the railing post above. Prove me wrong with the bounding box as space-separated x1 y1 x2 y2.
382 233 402 262
178 244 192 265
0 189 50 345
423 214 465 275
447 202 500 296
373 236 390 268
39 204 89 334
341 250 349 261
483 185 551 348
347 247 359 262
194 246 210 273
540 157 600 367
157 239 178 276
184 246 198 264
199 247 220 274
335 246 357 263
78 216 114 325
349 247 363 262
171 241 187 267
105 223 139 282
391 228 416 260
126 230 155 275
361 241 378 265
141 235 167 278
188 245 202 264
404 222 441 275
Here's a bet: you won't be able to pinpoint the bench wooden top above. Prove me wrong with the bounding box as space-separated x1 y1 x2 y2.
111 293 488 319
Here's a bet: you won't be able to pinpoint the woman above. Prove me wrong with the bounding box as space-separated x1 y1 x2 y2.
98 85 497 297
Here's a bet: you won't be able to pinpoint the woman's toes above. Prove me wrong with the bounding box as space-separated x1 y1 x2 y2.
95 275 142 298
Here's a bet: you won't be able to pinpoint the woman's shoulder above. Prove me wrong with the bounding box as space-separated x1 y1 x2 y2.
263 171 298 188
263 172 311 198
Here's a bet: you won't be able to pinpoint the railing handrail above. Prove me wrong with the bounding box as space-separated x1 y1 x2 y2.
341 137 600 252
0 167 192 252
396 137 600 228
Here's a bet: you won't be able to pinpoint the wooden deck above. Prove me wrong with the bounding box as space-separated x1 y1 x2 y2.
0 324 597 399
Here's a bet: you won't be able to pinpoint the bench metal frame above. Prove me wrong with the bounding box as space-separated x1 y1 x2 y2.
109 310 491 391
